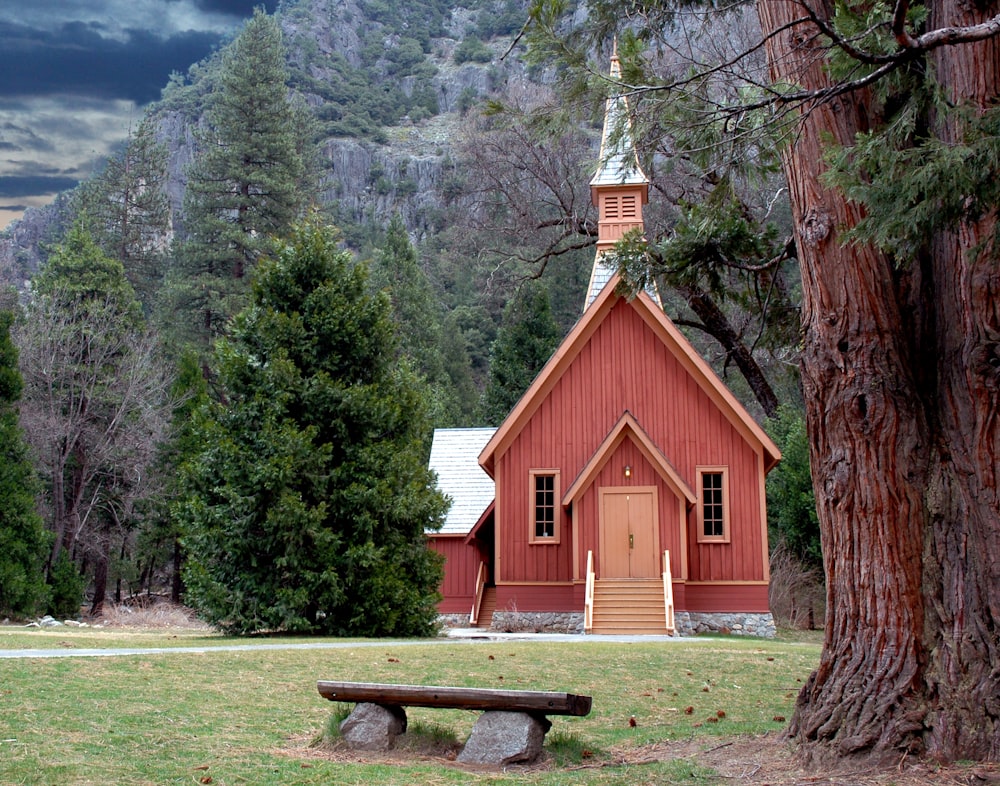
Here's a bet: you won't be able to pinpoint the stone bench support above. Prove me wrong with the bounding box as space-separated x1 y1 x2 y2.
318 681 591 765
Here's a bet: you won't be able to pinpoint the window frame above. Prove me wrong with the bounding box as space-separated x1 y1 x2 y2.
528 469 561 545
696 466 730 543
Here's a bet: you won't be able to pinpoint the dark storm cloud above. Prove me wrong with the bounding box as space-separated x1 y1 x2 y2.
0 20 221 104
0 175 79 199
193 0 279 14
0 0 282 228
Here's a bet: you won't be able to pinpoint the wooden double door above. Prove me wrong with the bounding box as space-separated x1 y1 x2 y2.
598 487 660 578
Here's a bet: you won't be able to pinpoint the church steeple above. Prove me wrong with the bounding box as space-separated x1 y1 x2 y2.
585 45 651 311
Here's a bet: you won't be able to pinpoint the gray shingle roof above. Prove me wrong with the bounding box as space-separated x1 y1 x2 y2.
427 427 497 535
585 258 617 311
589 57 647 190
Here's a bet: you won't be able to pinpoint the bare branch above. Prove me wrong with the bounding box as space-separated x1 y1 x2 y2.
892 0 918 48
913 13 1000 48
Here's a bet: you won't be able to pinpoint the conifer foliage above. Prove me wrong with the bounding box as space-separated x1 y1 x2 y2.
178 220 446 636
75 116 170 312
17 223 170 615
478 282 561 425
172 8 313 352
370 214 475 426
0 311 49 618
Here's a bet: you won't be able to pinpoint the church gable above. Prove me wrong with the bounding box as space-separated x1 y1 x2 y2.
562 411 696 509
487 289 774 586
485 287 777 485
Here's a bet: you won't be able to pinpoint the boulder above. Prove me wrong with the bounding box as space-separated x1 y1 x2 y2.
338 702 407 751
457 711 551 766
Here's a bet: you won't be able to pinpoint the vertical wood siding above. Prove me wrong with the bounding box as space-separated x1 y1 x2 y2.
494 299 767 594
576 438 686 580
495 583 579 613
429 536 481 613
682 582 770 613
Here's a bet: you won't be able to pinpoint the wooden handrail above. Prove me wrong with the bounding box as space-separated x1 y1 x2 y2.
584 550 595 632
662 550 675 634
470 560 487 625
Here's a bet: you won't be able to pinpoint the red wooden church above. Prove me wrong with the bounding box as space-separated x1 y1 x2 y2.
428 53 781 636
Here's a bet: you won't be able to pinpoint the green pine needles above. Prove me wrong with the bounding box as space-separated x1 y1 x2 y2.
0 311 49 619
826 100 1000 262
177 220 446 636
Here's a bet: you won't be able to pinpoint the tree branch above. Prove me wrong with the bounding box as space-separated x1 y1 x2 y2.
614 7 1000 119
892 0 918 48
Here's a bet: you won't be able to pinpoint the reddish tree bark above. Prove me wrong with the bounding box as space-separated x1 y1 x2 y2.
757 0 1000 762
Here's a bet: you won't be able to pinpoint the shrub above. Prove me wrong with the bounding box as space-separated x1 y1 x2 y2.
47 552 86 619
454 36 492 65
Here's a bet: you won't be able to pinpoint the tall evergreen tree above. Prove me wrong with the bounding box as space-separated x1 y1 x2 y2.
178 220 446 636
370 214 475 426
478 281 561 425
0 310 49 619
17 222 170 614
143 350 210 603
169 8 314 354
766 405 821 569
75 115 171 312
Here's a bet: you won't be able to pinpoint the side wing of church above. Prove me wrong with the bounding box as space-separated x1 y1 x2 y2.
427 51 780 636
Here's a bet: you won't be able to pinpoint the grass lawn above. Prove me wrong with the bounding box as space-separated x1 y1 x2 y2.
0 628 820 785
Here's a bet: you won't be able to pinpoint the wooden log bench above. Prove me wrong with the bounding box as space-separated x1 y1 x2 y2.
317 680 592 765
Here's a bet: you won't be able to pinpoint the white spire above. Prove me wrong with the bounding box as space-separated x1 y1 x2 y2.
585 45 654 311
589 46 647 192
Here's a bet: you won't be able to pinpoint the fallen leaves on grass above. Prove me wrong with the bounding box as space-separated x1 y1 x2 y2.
282 729 1000 785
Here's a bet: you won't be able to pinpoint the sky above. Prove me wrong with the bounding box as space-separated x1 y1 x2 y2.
0 0 279 231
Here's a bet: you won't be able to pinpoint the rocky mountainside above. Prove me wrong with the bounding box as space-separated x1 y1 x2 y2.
0 0 539 288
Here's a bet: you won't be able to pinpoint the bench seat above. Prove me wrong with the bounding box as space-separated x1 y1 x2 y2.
316 680 592 716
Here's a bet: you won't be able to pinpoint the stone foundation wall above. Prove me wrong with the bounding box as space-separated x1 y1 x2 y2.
436 612 471 630
674 611 776 638
489 611 585 634
437 610 776 638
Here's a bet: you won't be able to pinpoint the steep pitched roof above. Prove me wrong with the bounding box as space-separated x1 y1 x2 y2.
428 427 496 535
584 256 617 313
563 410 696 507
589 51 647 190
479 277 781 476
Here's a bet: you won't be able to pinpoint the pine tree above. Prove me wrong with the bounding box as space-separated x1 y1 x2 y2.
143 350 210 603
75 115 170 312
0 310 49 619
18 222 170 614
478 282 561 425
766 405 821 569
370 214 475 426
169 8 314 354
178 220 446 636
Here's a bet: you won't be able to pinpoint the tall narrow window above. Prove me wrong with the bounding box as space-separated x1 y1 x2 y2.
697 467 730 542
529 470 560 543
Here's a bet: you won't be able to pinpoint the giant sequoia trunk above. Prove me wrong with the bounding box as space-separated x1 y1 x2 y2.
757 0 1000 763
